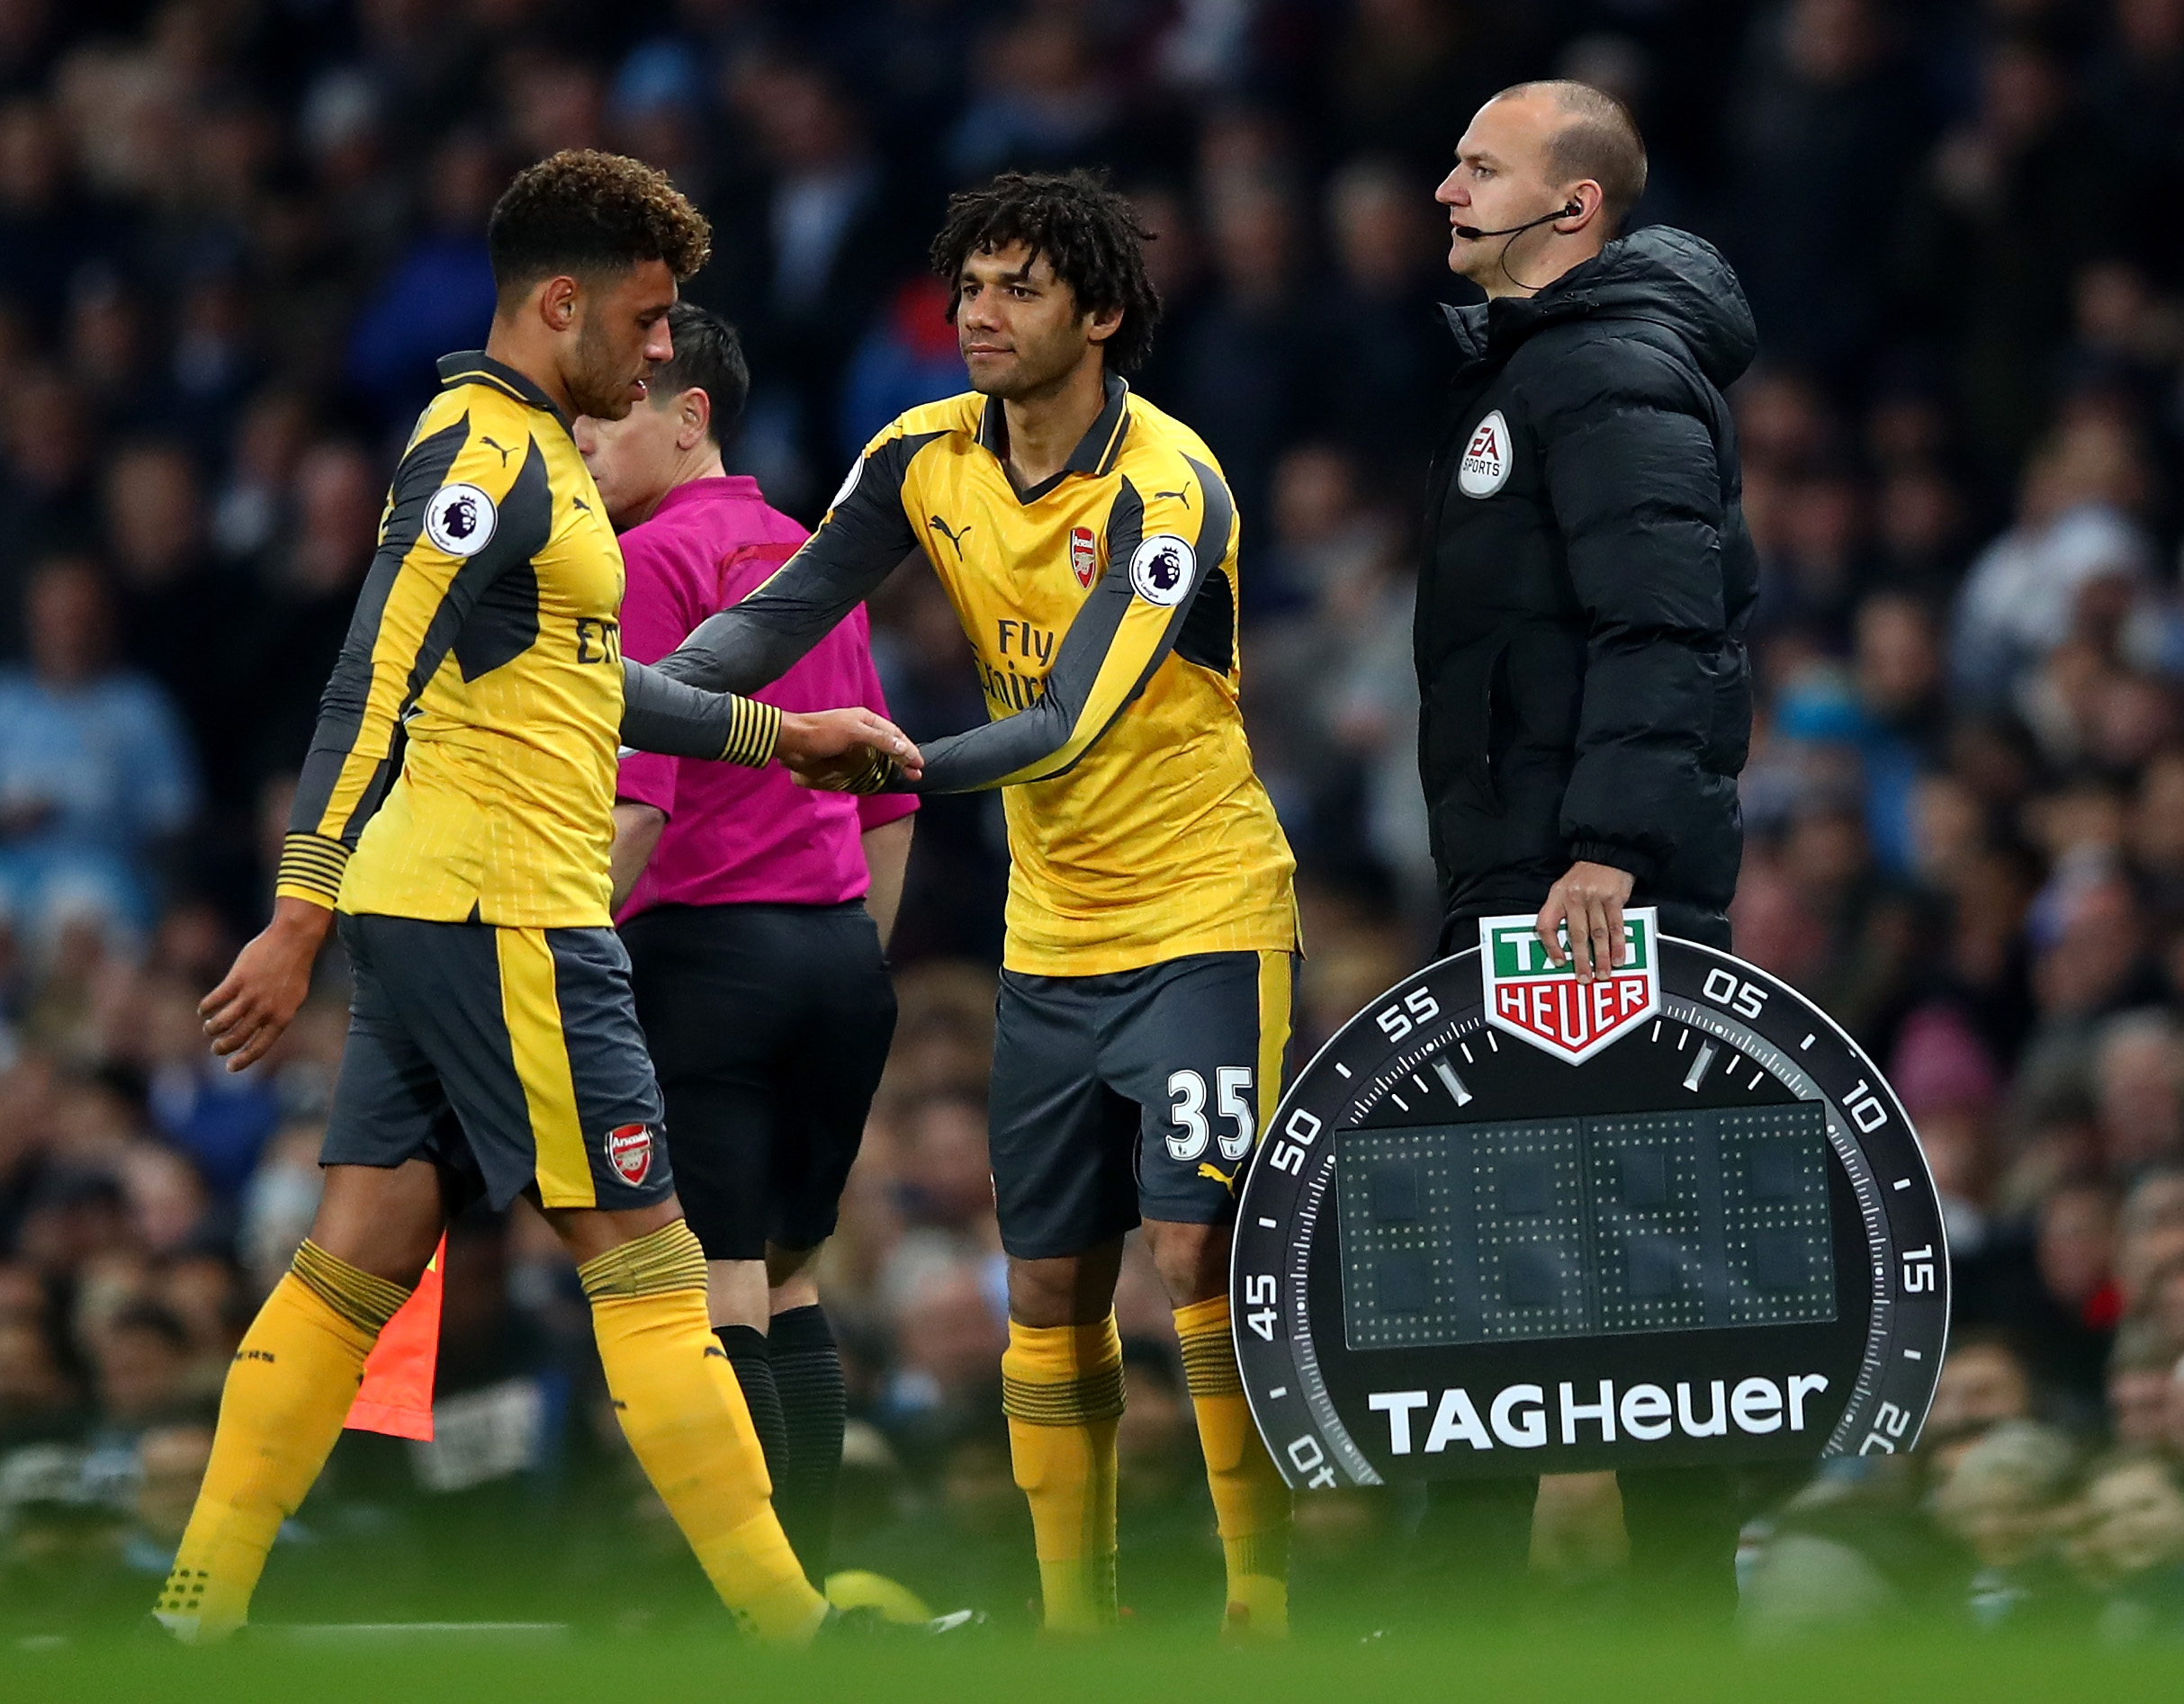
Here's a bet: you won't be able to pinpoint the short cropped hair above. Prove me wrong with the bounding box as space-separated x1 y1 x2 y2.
649 302 750 445
1496 80 1649 232
487 149 712 303
929 170 1162 374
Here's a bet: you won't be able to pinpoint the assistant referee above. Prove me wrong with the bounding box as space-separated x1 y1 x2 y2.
577 302 914 1583
1414 83 1758 1619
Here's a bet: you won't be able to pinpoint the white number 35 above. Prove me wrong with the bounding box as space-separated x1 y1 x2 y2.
1166 1067 1255 1163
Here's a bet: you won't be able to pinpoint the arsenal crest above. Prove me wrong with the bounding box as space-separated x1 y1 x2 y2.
1478 908 1659 1063
1069 525 1098 588
605 1123 654 1185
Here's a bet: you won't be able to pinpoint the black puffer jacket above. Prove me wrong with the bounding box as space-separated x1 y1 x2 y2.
1416 226 1758 940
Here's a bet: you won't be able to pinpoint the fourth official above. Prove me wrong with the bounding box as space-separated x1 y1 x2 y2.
1413 80 1761 1618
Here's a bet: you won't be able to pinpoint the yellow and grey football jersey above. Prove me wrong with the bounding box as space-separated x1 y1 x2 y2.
275 353 777 928
655 374 1298 976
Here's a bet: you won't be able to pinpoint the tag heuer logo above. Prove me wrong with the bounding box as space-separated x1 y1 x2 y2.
1070 525 1098 588
1479 908 1659 1063
605 1124 654 1186
1458 409 1512 498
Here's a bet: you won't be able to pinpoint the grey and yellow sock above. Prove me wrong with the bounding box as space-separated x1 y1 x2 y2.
1176 1294 1291 1636
1002 1315 1125 1632
580 1223 827 1644
156 1241 410 1642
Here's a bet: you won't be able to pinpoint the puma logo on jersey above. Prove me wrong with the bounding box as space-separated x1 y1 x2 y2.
480 435 517 466
571 496 592 515
928 515 974 559
1198 1161 1239 1190
1155 486 1191 506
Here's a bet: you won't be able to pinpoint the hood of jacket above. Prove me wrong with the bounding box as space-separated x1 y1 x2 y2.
1440 226 1757 390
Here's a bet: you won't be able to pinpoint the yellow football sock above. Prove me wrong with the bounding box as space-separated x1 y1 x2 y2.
156 1240 410 1642
1002 1315 1124 1632
580 1222 827 1645
1175 1294 1291 1636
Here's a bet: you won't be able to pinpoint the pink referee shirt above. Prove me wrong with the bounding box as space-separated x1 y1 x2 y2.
613 477 915 922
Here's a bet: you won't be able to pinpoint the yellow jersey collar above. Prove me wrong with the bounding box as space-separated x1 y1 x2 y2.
436 351 572 430
975 372 1132 501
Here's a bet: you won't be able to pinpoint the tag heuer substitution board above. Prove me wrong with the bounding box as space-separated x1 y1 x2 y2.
1232 910 1949 1486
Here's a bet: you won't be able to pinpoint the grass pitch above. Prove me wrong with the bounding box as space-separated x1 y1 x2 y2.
8 1621 2184 1704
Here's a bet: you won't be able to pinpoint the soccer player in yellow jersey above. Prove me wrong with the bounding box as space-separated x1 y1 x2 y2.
652 171 1299 1636
153 151 926 1644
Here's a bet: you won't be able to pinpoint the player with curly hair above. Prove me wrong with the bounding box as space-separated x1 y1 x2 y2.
652 169 1300 1637
152 151 927 1645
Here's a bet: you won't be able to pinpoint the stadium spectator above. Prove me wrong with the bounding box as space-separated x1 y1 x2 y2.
2073 1450 2184 1642
237 438 382 801
704 54 918 510
1931 1420 2089 1631
343 128 503 432
1725 0 1924 372
0 1310 76 1449
1924 1332 2037 1469
2108 1323 2180 1446
121 1419 213 1578
0 557 197 934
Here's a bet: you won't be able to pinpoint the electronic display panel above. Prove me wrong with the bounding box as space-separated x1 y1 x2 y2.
1233 912 1949 1484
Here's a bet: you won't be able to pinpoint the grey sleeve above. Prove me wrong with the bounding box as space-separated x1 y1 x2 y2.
650 433 931 695
617 660 781 765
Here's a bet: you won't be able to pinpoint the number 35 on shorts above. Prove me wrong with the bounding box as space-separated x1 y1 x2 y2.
1166 1067 1254 1163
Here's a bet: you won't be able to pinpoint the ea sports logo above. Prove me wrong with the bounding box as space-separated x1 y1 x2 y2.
425 482 499 556
1458 409 1512 498
605 1123 654 1186
1128 534 1196 607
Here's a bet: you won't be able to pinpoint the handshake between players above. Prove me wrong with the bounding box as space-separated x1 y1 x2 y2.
773 707 923 794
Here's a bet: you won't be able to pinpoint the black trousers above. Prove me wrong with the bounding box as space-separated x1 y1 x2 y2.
620 901 895 1260
1413 1466 1748 1624
1421 901 1745 1621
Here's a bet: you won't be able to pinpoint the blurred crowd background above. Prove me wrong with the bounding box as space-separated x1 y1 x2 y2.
5 0 2184 1642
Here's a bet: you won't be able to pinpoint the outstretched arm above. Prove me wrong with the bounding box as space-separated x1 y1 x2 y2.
906 462 1234 794
619 659 782 761
620 661 921 788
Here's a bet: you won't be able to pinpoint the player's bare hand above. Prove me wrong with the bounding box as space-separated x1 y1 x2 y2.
777 709 924 792
1536 860 1635 984
200 899 331 1072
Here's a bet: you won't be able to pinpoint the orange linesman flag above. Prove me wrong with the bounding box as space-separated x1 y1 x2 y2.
345 1236 444 1441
